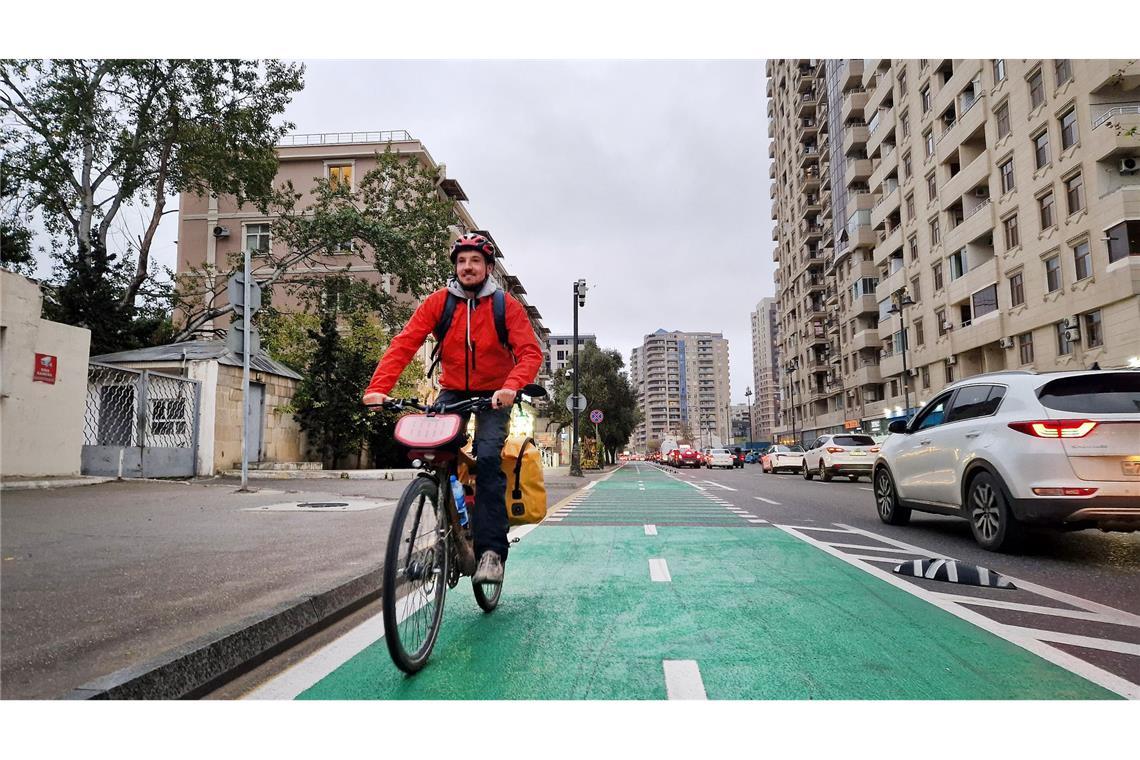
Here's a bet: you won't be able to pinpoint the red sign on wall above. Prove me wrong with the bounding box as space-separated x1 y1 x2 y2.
33 353 58 384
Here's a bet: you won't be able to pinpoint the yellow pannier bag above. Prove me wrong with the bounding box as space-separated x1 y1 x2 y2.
455 435 548 525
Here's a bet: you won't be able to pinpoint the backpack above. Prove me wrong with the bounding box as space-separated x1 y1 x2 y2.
427 289 514 377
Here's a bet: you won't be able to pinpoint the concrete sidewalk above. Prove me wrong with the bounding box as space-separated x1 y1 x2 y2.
0 466 610 699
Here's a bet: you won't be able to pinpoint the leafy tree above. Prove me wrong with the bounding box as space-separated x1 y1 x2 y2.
1 173 35 275
0 59 304 349
173 145 457 341
548 344 642 465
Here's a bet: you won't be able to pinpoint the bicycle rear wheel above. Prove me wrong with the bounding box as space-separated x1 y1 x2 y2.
472 577 502 612
382 476 449 673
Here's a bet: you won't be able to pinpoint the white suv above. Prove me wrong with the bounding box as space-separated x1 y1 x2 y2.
706 448 735 469
872 370 1140 552
801 433 879 482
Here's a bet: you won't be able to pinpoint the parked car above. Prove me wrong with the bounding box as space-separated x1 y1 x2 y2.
760 445 805 473
872 370 1140 552
705 448 735 469
676 447 703 469
744 451 760 463
802 434 880 481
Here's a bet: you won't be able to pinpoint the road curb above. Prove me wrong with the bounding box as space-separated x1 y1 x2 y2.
66 568 383 700
1 476 114 491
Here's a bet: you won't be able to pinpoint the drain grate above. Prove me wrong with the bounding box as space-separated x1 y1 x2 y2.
297 501 350 509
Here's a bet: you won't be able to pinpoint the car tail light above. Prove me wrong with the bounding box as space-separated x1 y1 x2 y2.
1007 420 1098 439
869 447 880 453
825 447 846 454
1032 487 1099 496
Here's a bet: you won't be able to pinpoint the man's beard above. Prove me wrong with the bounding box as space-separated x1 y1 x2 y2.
459 272 486 293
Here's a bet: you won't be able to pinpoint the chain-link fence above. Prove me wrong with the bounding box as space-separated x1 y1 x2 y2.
82 363 201 477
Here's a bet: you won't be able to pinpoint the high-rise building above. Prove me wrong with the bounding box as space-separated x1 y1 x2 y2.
545 334 597 376
630 329 731 451
768 59 1140 444
749 296 780 442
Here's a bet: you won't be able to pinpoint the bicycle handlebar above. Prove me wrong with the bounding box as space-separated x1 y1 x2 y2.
367 396 494 415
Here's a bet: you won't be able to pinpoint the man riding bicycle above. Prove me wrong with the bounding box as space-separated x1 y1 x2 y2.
362 233 543 585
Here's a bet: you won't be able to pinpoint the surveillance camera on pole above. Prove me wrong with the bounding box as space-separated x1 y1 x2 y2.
571 278 587 477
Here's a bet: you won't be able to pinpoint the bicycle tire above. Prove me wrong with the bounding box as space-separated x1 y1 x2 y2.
382 475 450 673
472 577 502 612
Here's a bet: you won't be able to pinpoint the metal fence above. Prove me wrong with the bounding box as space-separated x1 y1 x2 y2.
82 362 201 478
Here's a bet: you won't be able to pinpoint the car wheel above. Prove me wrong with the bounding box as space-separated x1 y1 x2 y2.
874 467 911 525
802 462 813 480
819 462 832 482
967 472 1022 553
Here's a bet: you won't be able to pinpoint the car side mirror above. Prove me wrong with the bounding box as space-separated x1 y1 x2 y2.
888 419 909 434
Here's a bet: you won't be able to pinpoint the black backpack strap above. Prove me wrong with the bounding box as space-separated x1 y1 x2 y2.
427 292 460 378
492 290 515 361
512 437 534 499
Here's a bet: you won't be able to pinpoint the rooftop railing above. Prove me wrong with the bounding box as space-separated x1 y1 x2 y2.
277 130 414 147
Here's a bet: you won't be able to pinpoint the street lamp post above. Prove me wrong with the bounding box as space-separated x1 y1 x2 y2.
888 292 917 420
786 359 800 446
570 279 587 477
744 386 754 445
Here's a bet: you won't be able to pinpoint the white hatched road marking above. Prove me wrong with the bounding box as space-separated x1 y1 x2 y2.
1011 628 1140 657
702 481 737 491
747 519 769 524
827 542 921 554
780 524 1140 699
663 660 707 700
849 554 916 564
753 496 781 505
649 558 672 582
779 525 854 534
933 593 1140 627
858 487 874 491
644 525 658 536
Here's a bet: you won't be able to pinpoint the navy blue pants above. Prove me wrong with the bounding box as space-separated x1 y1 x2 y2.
437 390 511 561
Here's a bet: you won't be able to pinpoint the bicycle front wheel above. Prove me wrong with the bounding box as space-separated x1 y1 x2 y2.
472 576 502 612
382 476 450 673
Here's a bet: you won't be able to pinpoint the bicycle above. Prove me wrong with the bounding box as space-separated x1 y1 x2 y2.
371 383 547 673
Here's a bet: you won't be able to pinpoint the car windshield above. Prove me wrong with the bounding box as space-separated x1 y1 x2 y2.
1038 373 1140 414
833 435 876 446
711 449 729 455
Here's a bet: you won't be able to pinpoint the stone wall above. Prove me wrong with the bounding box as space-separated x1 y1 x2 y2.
214 364 304 470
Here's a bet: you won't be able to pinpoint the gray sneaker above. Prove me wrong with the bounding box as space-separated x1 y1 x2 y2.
473 551 504 584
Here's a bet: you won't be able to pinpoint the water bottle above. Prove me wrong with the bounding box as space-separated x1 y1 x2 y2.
450 475 469 527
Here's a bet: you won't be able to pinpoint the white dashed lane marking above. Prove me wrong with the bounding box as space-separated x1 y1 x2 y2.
649 558 672 582
753 497 781 505
663 660 707 700
644 524 658 536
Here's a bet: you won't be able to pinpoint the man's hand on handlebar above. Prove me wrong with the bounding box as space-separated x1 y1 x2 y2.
491 388 517 410
362 392 391 408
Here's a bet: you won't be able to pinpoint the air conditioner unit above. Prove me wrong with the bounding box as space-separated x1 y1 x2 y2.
998 337 1015 349
1064 328 1082 343
1121 157 1139 174
1064 315 1080 330
879 350 889 360
974 187 989 198
908 368 919 377
946 355 957 366
213 225 230 238
942 320 954 331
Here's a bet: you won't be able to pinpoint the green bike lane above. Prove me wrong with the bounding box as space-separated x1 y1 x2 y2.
286 464 1117 700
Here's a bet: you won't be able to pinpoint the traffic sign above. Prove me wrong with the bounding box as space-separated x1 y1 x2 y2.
589 409 604 424
564 394 588 412
228 273 262 314
227 319 261 356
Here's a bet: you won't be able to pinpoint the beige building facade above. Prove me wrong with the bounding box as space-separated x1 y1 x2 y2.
768 59 1140 444
749 296 780 442
630 330 731 451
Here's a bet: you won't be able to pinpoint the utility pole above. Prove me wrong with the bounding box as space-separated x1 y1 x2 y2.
889 292 917 419
227 248 261 493
570 278 587 477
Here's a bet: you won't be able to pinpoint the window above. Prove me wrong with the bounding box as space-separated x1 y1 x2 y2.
929 218 941 246
1073 240 1092 280
1033 129 1050 169
244 223 271 254
945 361 956 383
1045 253 1062 292
936 307 948 335
327 163 353 189
898 69 908 95
912 392 951 431
557 350 566 361
890 379 899 398
921 365 930 389
933 261 944 290
1065 172 1084 214
999 158 1015 193
900 110 911 138
1056 321 1073 355
1039 190 1056 230
920 84 932 113
993 59 1006 83
949 249 968 279
996 101 1011 138
1018 332 1034 365
1054 59 1072 86
910 275 921 301
150 398 188 437
905 193 915 220
1028 68 1045 109
1105 220 1140 263
902 151 912 180
908 234 919 261
920 59 929 70
1060 107 1079 149
914 318 925 347
924 128 935 157
1003 214 1020 250
1081 309 1104 348
947 385 1006 423
1009 270 1025 307
972 284 998 318
926 172 937 201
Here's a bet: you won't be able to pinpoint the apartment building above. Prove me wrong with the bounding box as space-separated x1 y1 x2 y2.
176 130 548 358
630 329 731 451
545 334 597 376
749 296 780 442
768 60 1140 444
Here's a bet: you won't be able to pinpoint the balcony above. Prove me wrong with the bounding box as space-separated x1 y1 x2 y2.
803 222 824 241
868 149 898 193
875 264 906 301
846 157 873 183
869 185 900 230
849 329 881 352
1088 104 1140 161
801 167 821 191
851 364 882 386
874 225 904 265
840 59 865 90
939 153 991 212
1085 60 1140 94
843 124 870 156
848 223 877 250
866 74 892 113
842 90 869 122
862 60 882 89
947 265 998 320
798 91 819 118
798 116 820 142
879 351 904 379
867 108 896 157
936 93 987 164
852 293 878 315
801 195 822 219
944 199 995 253
799 145 821 168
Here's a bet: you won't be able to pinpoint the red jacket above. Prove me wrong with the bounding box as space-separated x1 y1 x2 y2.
365 284 543 395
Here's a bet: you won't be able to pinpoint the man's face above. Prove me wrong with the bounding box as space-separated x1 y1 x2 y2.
455 249 490 288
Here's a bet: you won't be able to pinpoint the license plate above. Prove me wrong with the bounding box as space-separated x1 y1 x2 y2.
850 451 866 456
1124 461 1140 475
